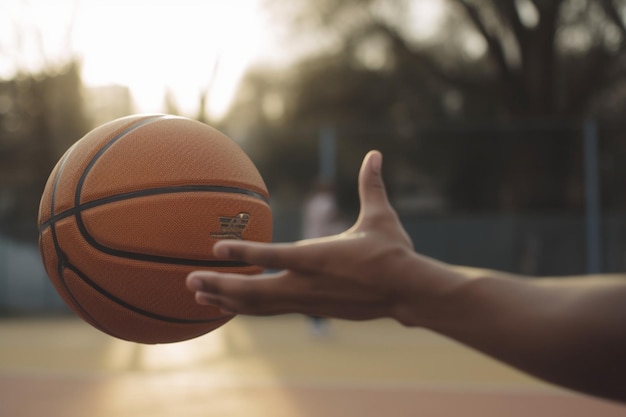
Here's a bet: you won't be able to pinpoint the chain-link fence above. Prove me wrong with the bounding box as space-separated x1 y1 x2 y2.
1 120 625 313
0 235 66 313
262 119 626 276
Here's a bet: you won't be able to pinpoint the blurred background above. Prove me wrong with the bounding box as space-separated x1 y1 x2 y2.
2 0 626 313
2 1 626 416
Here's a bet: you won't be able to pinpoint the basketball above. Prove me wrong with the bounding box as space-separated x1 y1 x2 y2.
37 115 272 344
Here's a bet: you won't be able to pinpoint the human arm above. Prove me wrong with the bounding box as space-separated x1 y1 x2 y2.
186 150 626 402
430 267 626 402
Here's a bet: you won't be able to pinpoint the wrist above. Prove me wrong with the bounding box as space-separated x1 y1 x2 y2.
390 252 470 329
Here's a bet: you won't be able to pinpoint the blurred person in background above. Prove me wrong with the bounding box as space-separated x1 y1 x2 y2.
301 180 348 337
188 150 626 404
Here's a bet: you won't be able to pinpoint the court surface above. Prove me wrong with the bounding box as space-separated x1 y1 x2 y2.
1 315 625 417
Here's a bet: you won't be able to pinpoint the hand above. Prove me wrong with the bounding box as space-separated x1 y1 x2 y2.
186 151 462 324
188 152 626 402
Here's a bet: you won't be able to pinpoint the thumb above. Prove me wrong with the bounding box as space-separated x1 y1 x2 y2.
356 150 392 225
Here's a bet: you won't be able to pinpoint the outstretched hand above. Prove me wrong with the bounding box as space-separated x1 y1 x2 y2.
187 151 461 323
187 151 626 402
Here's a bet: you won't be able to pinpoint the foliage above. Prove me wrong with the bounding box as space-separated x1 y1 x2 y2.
236 0 626 211
0 62 89 240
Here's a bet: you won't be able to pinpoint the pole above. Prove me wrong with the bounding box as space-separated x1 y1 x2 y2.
584 119 602 274
319 126 337 182
0 237 6 311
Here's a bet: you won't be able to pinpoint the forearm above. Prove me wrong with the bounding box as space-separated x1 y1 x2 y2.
399 258 626 401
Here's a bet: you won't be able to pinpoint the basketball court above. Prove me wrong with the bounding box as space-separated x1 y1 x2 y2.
1 314 625 417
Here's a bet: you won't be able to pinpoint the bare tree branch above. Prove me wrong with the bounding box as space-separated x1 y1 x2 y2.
565 47 613 115
493 0 527 48
368 20 490 93
456 0 512 77
453 0 527 113
599 0 626 44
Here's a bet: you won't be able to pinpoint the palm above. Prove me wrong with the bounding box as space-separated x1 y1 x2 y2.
187 151 419 319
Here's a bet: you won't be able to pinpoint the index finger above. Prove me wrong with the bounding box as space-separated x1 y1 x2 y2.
214 239 310 271
214 235 355 272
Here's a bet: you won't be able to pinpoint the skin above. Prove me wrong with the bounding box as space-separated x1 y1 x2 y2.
187 150 626 403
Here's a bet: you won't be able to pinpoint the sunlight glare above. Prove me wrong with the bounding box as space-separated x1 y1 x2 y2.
103 327 228 372
72 0 270 119
0 0 275 120
0 1 77 75
409 0 446 39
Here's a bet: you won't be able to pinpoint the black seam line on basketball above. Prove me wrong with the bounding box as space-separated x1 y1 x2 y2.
42 116 229 328
47 141 110 330
75 114 167 210
82 229 249 267
71 113 269 208
69 115 258 267
54 227 117 334
49 139 79 219
42 115 165 229
61 262 232 325
51 225 102 327
38 184 270 232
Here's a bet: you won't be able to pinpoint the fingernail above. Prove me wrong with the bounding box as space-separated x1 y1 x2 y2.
371 151 382 174
213 242 231 258
196 292 218 306
186 274 202 291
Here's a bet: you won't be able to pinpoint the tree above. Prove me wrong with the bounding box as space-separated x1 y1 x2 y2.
0 62 89 240
247 0 626 211
0 2 90 240
269 0 626 118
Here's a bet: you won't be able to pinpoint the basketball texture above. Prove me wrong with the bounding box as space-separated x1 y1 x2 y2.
37 115 272 344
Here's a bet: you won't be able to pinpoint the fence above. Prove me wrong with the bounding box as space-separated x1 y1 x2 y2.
272 208 626 276
1 120 625 313
0 235 66 313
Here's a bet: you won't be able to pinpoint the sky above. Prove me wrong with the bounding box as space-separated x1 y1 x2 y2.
0 0 283 119
0 0 447 121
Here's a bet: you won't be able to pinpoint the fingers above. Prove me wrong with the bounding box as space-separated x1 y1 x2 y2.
355 150 394 228
186 270 300 315
186 269 393 319
358 150 385 204
213 235 355 272
213 240 311 271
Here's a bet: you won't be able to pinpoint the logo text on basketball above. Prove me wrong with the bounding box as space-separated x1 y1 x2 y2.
210 212 250 240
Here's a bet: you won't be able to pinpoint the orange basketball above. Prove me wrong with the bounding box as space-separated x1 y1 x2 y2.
37 115 272 344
